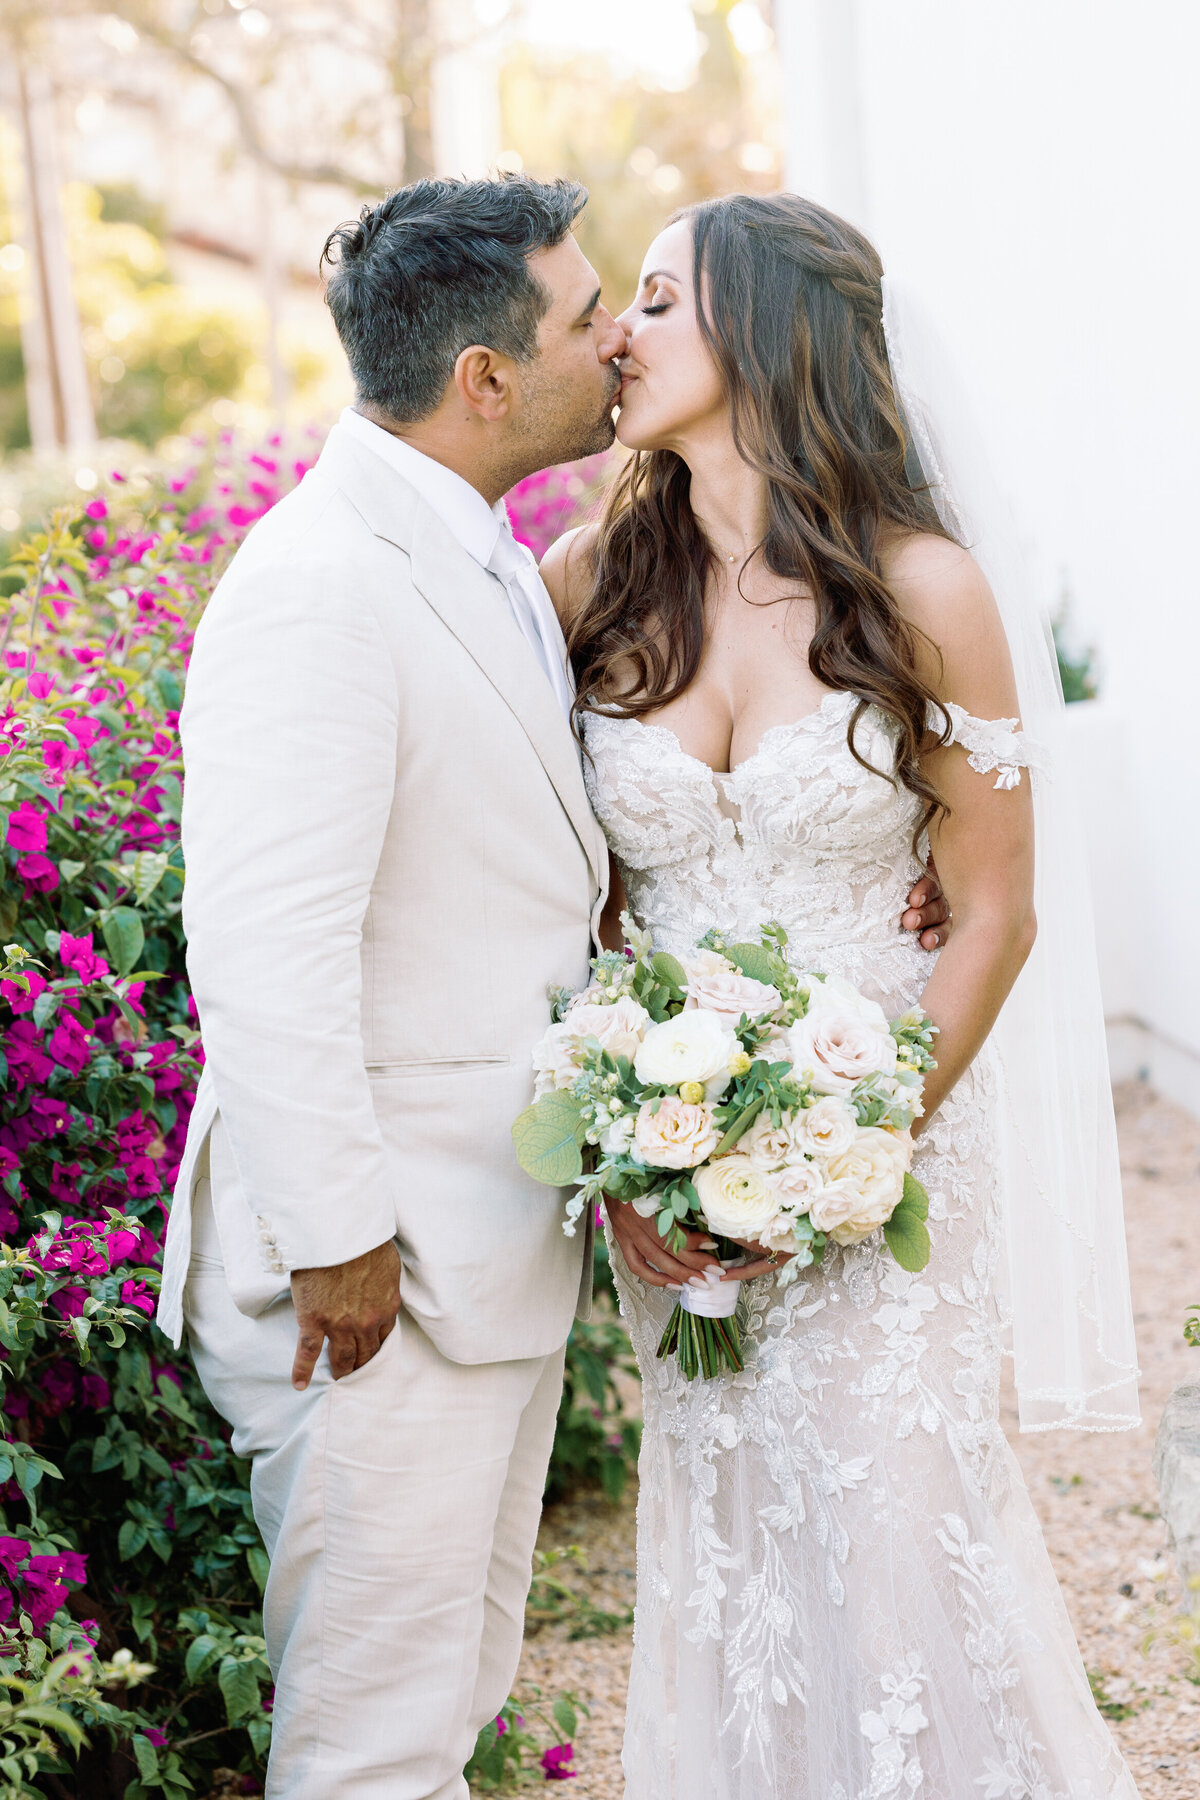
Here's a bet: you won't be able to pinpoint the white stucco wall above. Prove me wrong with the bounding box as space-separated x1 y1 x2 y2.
777 0 1200 1113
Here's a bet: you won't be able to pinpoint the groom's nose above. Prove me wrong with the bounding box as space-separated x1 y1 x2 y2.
595 304 629 364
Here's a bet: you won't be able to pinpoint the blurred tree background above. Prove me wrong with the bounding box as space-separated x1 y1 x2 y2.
0 0 782 510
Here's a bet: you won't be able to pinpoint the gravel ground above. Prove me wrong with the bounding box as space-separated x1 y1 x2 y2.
502 1081 1200 1799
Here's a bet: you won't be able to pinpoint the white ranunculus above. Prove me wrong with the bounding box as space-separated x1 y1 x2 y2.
683 951 781 1029
634 1009 737 1090
633 1096 721 1170
792 1095 859 1158
693 1155 780 1241
770 1156 827 1216
740 1112 802 1171
806 1177 866 1237
820 1127 913 1245
533 995 650 1096
786 1009 897 1097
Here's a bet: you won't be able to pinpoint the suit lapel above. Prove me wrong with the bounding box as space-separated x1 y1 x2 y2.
316 425 605 892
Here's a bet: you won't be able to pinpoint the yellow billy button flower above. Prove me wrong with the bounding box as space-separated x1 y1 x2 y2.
678 1080 706 1105
728 1050 753 1078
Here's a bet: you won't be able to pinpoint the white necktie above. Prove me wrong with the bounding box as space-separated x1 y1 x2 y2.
486 523 576 721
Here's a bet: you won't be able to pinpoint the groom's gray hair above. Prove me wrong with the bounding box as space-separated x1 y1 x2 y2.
321 174 587 423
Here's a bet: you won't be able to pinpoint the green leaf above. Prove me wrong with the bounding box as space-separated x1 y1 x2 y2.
218 1653 262 1723
650 951 686 994
246 1544 270 1594
725 943 783 986
552 1695 578 1739
132 1734 160 1781
901 1171 929 1218
118 1519 148 1561
883 1174 932 1272
101 906 145 977
57 859 86 884
184 1633 222 1684
511 1092 585 1187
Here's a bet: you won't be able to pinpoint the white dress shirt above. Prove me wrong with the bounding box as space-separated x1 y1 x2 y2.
338 408 575 719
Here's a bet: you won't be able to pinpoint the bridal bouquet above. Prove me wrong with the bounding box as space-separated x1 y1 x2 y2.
512 919 938 1380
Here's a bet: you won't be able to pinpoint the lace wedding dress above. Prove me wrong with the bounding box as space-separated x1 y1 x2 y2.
583 691 1139 1800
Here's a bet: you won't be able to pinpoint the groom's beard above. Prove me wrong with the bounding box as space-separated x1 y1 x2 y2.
517 367 621 469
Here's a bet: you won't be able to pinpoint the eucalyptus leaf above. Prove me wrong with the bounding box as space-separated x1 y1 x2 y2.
725 942 784 986
511 1091 585 1186
650 950 687 994
883 1175 932 1271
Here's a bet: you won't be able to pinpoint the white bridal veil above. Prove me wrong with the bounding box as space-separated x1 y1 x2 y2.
882 278 1141 1433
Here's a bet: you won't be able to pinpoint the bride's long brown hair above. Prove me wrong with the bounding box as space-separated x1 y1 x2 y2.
568 191 954 837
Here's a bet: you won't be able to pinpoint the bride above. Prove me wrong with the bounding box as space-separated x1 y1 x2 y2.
541 193 1141 1798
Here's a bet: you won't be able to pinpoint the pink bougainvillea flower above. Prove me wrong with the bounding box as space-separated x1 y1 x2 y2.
120 1278 155 1317
0 1147 18 1179
4 1022 54 1089
40 1362 75 1414
41 741 72 776
26 673 55 700
49 1012 91 1077
49 1284 88 1320
59 931 110 984
16 852 58 892
84 498 108 521
104 1227 139 1267
541 1745 577 1780
5 800 47 853
29 1094 72 1136
143 1727 168 1748
80 1372 111 1409
1 970 47 1015
61 713 100 751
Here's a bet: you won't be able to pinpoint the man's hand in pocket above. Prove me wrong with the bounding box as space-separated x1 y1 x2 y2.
290 1241 402 1390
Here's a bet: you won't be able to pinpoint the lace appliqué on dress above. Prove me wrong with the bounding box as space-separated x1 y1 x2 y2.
936 700 1044 791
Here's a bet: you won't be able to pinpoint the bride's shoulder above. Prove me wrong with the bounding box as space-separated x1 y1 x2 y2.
879 529 1007 687
540 524 601 631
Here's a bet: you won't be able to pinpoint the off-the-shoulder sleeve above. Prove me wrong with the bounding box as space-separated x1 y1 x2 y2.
928 700 1046 790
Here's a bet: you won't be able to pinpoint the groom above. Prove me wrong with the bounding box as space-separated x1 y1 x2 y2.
158 174 950 1798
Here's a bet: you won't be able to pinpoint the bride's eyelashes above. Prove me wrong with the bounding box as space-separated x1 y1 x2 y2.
642 303 670 316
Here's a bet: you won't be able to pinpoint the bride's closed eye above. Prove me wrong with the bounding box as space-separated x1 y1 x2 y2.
642 303 670 316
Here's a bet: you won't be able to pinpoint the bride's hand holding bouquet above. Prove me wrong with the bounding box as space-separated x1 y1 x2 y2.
513 918 938 1380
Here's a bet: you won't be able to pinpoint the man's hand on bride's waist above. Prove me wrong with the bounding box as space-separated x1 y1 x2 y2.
901 858 952 951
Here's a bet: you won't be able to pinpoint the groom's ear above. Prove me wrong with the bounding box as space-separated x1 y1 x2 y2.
453 344 518 423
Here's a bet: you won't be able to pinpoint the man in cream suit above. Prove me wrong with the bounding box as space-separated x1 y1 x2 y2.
158 177 624 1798
159 173 951 1797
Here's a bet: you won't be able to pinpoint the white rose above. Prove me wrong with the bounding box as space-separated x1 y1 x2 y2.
693 1155 780 1241
770 1157 827 1216
633 1097 721 1170
801 973 891 1033
740 1112 801 1171
806 1177 866 1237
820 1127 913 1245
634 1009 737 1090
792 1095 858 1158
683 952 781 1029
786 1010 897 1096
533 995 650 1096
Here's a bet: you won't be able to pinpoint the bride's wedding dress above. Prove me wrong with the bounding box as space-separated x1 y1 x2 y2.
584 692 1139 1800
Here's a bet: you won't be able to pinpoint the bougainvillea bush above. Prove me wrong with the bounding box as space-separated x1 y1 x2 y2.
0 436 632 1795
0 444 310 1796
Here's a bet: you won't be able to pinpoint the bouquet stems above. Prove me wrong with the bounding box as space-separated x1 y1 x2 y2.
656 1304 744 1380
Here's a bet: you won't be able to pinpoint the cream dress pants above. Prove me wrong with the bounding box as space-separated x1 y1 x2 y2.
183 1175 566 1799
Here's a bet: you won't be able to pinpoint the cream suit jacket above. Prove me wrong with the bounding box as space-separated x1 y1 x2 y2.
157 421 607 1360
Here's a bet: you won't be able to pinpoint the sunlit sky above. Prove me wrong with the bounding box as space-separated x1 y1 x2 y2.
511 0 705 86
